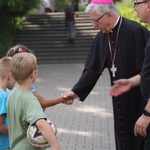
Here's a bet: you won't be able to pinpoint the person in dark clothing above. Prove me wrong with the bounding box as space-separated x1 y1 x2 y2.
73 0 79 12
65 1 76 44
63 0 150 150
109 1 150 150
43 0 52 13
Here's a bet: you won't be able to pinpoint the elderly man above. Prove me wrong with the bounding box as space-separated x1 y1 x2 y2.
63 0 150 149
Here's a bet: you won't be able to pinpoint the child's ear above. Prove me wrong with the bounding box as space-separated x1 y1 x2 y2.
31 70 36 78
8 72 13 79
33 70 36 75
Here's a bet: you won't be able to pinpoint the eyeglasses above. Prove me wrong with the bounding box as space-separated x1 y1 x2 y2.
90 12 107 23
134 0 149 7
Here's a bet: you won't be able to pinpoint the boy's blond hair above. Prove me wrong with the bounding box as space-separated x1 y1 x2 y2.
10 53 37 83
0 57 11 79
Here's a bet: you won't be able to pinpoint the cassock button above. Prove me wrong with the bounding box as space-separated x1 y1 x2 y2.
119 116 122 118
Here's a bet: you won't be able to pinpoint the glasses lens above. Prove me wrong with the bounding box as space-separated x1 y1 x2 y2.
134 1 149 7
134 2 137 7
91 12 107 23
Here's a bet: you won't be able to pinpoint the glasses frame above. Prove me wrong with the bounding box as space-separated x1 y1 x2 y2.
90 12 107 23
134 0 149 7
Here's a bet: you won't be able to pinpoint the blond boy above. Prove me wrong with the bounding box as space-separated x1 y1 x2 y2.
0 57 16 150
7 53 60 150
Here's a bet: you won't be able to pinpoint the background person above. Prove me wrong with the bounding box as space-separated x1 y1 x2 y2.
65 0 76 44
110 1 150 150
42 0 52 13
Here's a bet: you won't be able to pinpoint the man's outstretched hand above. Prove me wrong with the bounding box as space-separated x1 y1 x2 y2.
109 79 132 97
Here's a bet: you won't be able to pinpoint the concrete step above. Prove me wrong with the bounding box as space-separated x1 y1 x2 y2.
12 12 97 64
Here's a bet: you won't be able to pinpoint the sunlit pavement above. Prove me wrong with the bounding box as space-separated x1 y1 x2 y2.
34 63 115 150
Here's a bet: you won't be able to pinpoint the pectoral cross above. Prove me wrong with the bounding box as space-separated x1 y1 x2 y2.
111 64 117 77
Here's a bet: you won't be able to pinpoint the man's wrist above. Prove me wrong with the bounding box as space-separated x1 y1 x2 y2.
129 75 140 87
143 108 150 116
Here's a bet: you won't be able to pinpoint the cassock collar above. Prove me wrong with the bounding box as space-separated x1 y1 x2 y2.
111 16 121 32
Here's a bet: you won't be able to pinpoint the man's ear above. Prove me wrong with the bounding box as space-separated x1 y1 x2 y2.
107 11 113 17
147 2 150 11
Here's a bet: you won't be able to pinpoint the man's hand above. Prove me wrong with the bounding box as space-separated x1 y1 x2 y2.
109 79 132 97
62 91 77 105
109 75 140 97
134 114 150 137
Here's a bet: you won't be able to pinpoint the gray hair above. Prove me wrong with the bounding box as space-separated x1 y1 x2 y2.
85 4 118 15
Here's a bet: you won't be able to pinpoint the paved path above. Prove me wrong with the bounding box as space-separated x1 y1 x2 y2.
34 63 116 150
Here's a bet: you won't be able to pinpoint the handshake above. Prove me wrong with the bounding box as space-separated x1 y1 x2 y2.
61 91 77 105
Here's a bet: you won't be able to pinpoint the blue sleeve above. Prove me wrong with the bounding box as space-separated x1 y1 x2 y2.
6 88 12 95
0 90 7 115
30 84 36 93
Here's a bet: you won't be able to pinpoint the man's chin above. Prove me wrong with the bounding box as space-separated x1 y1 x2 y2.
101 30 109 34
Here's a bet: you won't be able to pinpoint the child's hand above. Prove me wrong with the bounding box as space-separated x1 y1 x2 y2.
61 91 76 105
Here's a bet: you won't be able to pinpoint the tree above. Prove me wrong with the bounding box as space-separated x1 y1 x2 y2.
0 0 41 57
0 0 40 28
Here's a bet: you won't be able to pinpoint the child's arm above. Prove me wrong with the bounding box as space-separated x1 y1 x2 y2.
0 114 8 134
33 91 72 109
36 119 60 150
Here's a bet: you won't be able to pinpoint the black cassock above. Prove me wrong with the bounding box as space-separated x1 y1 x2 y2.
72 17 150 150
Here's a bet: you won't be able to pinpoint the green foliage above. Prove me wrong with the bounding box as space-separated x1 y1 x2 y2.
54 0 69 11
78 3 86 11
54 0 86 12
0 25 16 57
0 0 41 58
114 0 122 2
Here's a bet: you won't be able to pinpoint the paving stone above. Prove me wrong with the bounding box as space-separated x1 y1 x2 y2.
34 63 115 150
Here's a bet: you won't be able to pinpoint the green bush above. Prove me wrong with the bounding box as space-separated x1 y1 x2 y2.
54 0 69 12
54 0 86 12
0 15 27 57
0 0 40 58
78 3 86 11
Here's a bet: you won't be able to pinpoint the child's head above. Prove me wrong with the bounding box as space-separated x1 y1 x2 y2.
7 44 33 57
0 57 16 90
10 53 37 84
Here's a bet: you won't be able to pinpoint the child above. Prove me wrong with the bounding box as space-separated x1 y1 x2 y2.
0 57 16 150
7 53 60 150
6 44 71 110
